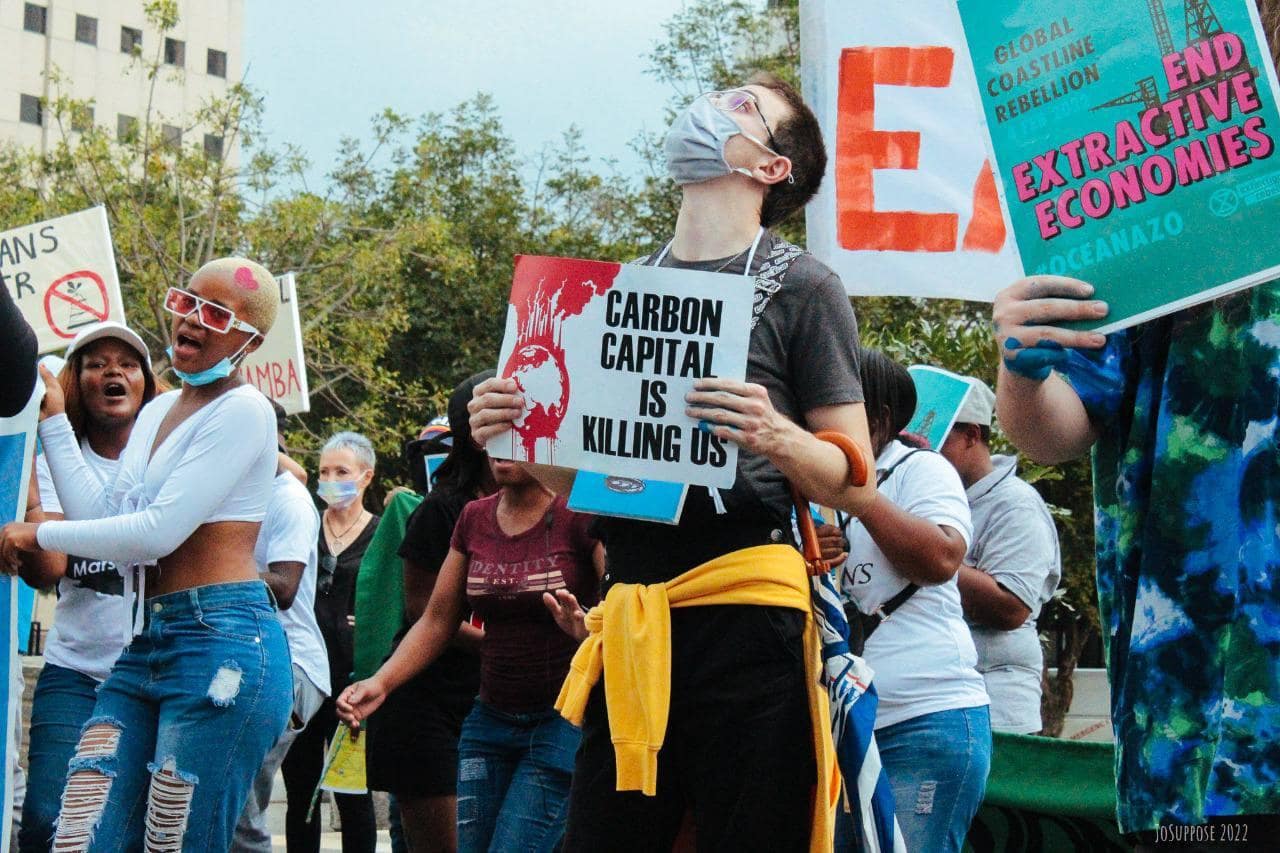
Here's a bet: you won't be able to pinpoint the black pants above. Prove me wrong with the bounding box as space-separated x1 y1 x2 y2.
562 605 816 853
281 697 378 853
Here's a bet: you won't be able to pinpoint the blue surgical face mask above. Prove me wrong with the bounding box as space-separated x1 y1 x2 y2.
663 95 775 186
166 335 257 387
316 479 360 508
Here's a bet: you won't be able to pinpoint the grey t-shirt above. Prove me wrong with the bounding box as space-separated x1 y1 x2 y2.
964 454 1062 733
597 232 864 585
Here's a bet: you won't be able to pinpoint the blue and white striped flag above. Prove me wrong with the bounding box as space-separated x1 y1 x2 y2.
811 572 905 853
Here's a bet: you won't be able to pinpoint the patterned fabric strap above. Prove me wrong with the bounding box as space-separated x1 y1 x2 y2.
632 235 805 331
751 237 804 329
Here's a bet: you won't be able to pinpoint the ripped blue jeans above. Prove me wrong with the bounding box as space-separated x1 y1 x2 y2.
53 580 293 852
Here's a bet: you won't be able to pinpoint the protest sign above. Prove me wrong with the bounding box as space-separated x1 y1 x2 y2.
957 0 1280 331
0 389 40 853
241 272 310 414
489 256 753 490
905 366 975 450
0 207 125 354
800 0 1022 300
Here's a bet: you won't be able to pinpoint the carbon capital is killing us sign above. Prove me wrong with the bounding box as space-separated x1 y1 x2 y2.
488 255 753 490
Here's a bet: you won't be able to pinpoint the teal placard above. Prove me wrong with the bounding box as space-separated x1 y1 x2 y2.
957 0 1280 330
906 366 975 449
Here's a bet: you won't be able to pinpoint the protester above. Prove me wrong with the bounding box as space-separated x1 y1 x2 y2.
14 322 163 852
0 282 38 416
0 258 292 850
282 431 380 853
992 278 1280 842
338 455 602 853
468 73 876 851
232 403 331 852
937 378 1060 736
363 372 493 853
826 350 989 853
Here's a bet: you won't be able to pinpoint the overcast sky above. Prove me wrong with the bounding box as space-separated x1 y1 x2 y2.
243 0 691 190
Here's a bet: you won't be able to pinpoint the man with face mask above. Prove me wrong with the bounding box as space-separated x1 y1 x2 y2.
468 74 878 852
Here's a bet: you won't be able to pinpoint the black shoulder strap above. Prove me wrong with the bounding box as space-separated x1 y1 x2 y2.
841 447 932 625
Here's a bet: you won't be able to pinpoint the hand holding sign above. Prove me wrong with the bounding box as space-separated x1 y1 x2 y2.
487 256 753 489
684 377 798 458
468 376 526 447
992 276 1109 380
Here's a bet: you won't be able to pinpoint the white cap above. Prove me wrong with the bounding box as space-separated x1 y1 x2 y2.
63 321 152 370
955 378 996 427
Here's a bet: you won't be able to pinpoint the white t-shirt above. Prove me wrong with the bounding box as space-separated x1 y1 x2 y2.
839 440 989 730
254 472 331 697
964 454 1061 734
36 446 127 683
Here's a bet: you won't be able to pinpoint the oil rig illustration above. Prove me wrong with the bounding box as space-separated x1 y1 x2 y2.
1091 0 1253 129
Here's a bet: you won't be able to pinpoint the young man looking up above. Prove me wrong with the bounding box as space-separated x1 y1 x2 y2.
469 74 876 852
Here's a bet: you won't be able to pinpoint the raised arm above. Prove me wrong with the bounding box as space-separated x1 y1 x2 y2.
993 276 1109 464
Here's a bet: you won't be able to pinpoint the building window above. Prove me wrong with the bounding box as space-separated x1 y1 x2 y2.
75 14 97 45
207 48 227 78
121 26 142 54
162 124 182 149
19 94 42 126
71 105 94 133
117 114 137 142
164 38 185 67
204 134 224 160
23 4 47 35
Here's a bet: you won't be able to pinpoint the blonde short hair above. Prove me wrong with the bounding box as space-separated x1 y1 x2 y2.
190 257 279 335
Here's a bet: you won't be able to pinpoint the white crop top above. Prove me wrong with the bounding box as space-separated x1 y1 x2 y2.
36 386 278 564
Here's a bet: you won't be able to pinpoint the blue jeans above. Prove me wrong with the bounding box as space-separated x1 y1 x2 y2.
456 700 580 853
843 705 991 853
52 581 293 852
18 663 101 852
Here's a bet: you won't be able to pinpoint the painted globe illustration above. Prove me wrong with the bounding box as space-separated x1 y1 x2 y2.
505 343 569 455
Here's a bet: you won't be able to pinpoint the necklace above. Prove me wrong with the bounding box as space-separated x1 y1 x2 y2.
711 244 752 273
325 510 366 552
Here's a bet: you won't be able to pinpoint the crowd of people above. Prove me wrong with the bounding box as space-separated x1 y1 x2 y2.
0 55 1275 853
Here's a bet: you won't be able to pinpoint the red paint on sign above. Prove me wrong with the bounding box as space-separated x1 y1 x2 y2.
44 270 109 339
501 256 621 462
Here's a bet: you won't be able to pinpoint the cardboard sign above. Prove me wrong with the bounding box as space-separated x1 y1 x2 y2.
241 272 310 414
957 0 1280 330
905 366 975 450
800 0 1023 300
0 389 40 853
489 256 753 489
0 207 125 353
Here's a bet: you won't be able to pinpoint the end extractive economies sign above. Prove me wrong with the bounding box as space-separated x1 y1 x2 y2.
488 256 753 490
957 0 1280 331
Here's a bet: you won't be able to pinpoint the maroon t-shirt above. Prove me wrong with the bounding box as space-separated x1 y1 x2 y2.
450 493 599 713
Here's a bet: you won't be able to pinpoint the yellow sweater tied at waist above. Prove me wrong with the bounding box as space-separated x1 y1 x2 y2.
554 544 838 852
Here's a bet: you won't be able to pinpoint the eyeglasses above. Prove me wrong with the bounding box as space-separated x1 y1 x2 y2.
163 287 261 336
707 89 780 152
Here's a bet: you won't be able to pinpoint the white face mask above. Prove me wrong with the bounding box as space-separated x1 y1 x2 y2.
663 94 778 185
